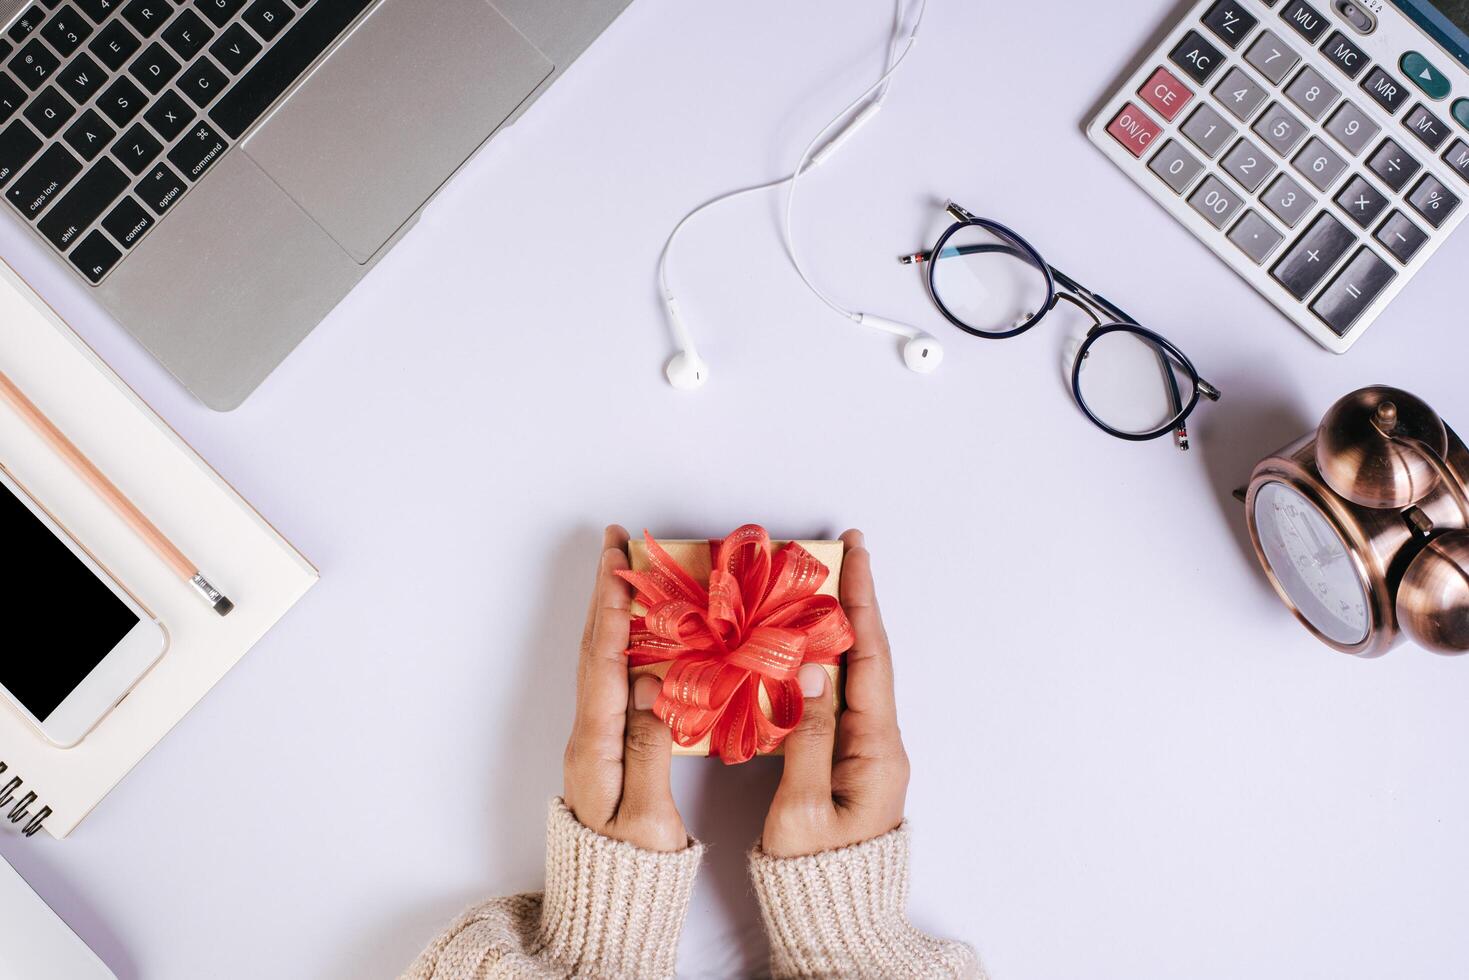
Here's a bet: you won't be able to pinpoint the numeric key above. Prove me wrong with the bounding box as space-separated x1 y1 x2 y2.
10 39 60 91
1324 101 1378 156
42 5 94 57
1254 102 1306 155
1262 173 1315 228
1245 30 1299 85
1181 102 1235 158
1188 174 1245 228
1222 136 1274 192
1284 65 1340 121
1214 67 1268 121
1292 137 1347 191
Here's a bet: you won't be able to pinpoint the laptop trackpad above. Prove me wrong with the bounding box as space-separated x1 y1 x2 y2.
243 0 553 263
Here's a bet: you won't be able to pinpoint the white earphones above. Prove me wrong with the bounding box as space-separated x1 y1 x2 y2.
657 0 935 390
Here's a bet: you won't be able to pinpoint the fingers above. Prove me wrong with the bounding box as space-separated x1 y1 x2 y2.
776 664 838 804
619 674 679 847
572 526 634 753
838 530 899 731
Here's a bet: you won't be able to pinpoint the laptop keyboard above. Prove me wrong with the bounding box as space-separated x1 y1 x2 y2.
0 0 373 285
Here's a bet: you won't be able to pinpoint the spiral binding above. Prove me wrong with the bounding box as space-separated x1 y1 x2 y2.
0 762 49 838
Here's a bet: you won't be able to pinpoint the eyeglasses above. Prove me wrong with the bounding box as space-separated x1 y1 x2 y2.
901 202 1221 450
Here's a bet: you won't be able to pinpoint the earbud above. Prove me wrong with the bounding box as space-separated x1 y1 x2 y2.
859 313 944 375
664 349 708 390
902 334 944 373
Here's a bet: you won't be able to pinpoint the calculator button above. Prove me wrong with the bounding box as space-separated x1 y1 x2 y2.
1169 30 1226 85
1279 0 1328 43
1324 100 1379 156
1148 140 1204 194
1272 211 1355 299
1367 139 1421 191
1254 102 1306 155
1284 65 1340 121
1310 247 1395 336
1401 52 1451 101
1292 137 1347 191
1361 67 1407 114
1222 136 1275 191
1245 30 1300 85
1446 140 1469 183
1404 104 1450 151
1321 31 1368 80
1214 67 1268 121
1106 103 1161 158
1407 174 1459 228
1455 100 1469 132
1333 175 1388 228
1227 209 1284 263
1189 174 1245 228
1374 210 1428 263
1201 0 1258 49
1262 172 1315 227
1181 102 1236 158
1139 67 1193 122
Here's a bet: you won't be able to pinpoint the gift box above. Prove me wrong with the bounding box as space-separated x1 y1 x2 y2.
621 525 853 764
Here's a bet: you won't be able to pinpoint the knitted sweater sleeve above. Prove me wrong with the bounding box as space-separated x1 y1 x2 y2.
400 799 704 980
749 823 983 980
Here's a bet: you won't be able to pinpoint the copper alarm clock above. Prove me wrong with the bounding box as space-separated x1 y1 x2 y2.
1244 386 1469 657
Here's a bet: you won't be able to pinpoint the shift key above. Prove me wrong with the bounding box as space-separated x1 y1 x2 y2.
1270 212 1357 300
39 158 128 248
7 142 81 219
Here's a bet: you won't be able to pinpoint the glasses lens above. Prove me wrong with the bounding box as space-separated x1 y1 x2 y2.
930 224 1049 335
1074 329 1194 437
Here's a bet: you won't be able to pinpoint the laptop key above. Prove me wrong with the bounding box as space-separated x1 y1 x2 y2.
168 120 226 179
121 0 174 38
0 75 24 121
161 9 213 61
1310 247 1395 336
143 88 193 140
209 23 260 74
42 6 94 57
243 0 293 42
136 160 184 214
89 20 141 71
58 52 105 104
112 121 161 174
0 120 43 186
198 0 247 29
211 0 375 139
1374 210 1428 263
23 86 74 138
62 107 115 160
11 39 60 91
101 194 151 248
38 157 127 248
96 75 144 127
7 142 83 219
7 6 47 44
178 56 227 107
69 228 119 282
129 41 181 93
1271 211 1356 299
75 0 119 23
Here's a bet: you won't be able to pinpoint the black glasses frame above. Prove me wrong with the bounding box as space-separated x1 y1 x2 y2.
902 201 1221 449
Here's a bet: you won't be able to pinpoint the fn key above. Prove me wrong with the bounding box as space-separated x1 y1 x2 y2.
1310 248 1395 336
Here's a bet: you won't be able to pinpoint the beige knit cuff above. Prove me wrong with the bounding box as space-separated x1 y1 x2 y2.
749 824 982 979
536 798 704 980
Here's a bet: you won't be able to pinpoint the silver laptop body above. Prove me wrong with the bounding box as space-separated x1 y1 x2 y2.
0 0 631 409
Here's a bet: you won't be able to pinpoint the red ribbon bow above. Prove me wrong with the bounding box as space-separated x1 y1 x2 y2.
618 525 856 764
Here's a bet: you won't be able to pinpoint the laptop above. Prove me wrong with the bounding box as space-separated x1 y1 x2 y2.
0 0 632 409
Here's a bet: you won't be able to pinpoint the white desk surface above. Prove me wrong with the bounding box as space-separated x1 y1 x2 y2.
2 2 1468 978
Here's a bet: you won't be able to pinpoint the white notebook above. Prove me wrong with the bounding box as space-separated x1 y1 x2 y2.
0 260 318 839
0 852 114 979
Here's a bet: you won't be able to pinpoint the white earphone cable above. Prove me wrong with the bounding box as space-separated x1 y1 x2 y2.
657 0 925 348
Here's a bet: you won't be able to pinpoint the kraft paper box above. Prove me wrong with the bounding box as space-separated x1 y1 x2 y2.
626 537 846 757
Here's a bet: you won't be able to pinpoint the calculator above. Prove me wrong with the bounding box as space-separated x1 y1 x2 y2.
1088 0 1469 353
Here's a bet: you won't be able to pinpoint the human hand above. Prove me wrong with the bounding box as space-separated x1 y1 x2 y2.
760 529 910 858
562 525 688 852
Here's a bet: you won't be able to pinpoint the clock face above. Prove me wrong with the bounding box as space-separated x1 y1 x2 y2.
1253 481 1370 646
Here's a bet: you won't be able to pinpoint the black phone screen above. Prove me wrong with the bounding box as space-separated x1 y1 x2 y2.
0 479 139 721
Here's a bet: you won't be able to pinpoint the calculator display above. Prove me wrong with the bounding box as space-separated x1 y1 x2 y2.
1391 1 1469 66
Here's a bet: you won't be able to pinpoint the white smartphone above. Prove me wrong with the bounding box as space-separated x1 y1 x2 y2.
0 466 166 748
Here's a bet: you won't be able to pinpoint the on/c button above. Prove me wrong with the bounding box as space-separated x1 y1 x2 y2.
1106 103 1162 157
